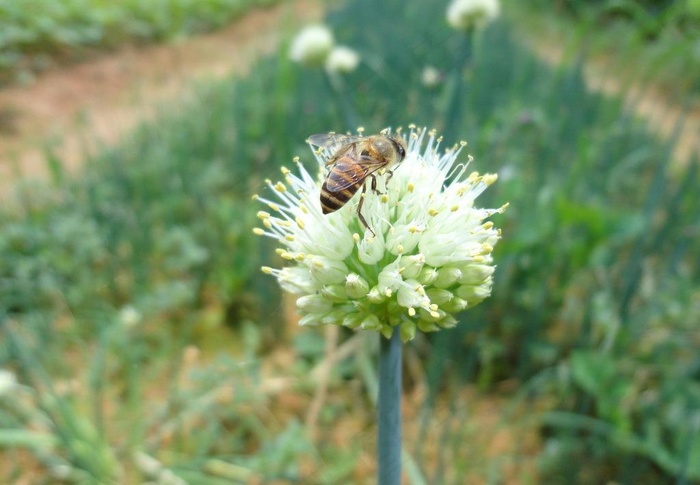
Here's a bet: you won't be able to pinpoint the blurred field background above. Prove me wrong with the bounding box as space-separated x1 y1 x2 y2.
1 0 699 483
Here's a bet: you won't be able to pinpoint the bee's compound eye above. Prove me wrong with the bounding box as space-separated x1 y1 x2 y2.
389 137 406 159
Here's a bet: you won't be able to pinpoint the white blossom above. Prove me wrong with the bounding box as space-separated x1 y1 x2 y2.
255 127 506 341
421 65 442 88
289 25 334 67
0 369 17 397
325 46 360 74
447 0 500 31
119 305 142 328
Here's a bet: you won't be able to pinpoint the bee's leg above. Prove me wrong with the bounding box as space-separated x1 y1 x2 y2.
357 183 376 237
370 173 390 196
370 174 379 194
385 170 395 188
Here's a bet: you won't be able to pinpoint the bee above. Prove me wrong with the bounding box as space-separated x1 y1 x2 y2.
308 132 407 236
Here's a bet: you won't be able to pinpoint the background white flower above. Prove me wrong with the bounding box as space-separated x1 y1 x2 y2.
325 46 360 74
255 127 506 341
421 65 442 88
289 24 334 67
447 0 500 31
119 305 142 328
0 369 17 397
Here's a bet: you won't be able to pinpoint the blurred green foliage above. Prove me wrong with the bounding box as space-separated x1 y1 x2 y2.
1 0 699 482
513 0 700 100
0 0 281 85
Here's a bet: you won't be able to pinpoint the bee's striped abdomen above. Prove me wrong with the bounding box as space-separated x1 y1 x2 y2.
320 161 365 214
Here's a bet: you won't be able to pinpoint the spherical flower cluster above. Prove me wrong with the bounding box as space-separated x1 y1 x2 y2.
289 25 334 67
325 46 360 74
254 127 506 342
447 0 500 31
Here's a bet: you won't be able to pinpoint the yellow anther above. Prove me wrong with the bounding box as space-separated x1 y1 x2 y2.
428 208 439 216
408 307 416 317
295 216 305 230
261 266 273 274
285 235 295 241
407 182 415 193
253 228 264 236
274 182 287 192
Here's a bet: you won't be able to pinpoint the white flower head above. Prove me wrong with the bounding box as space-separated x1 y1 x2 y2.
119 305 142 328
0 369 17 397
255 126 507 341
421 65 443 88
289 24 334 67
325 45 360 74
447 0 500 31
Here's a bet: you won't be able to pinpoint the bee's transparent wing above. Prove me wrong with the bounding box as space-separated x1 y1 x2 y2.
307 133 365 156
324 156 388 192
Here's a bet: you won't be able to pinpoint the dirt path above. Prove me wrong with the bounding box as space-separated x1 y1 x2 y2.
0 3 696 194
524 35 699 167
0 0 322 190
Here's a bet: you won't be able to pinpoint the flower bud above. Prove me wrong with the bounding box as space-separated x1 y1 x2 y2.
400 321 417 342
345 273 370 299
433 267 462 288
401 254 426 279
297 295 333 314
307 256 349 285
458 264 495 285
455 284 492 304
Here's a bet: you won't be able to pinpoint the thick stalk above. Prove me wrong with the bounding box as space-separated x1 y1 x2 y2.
378 328 402 485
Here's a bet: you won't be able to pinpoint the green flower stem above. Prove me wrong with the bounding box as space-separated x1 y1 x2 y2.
324 71 362 130
443 29 473 144
378 328 402 485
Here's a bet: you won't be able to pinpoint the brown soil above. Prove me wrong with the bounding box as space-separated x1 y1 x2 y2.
0 0 323 191
524 32 699 168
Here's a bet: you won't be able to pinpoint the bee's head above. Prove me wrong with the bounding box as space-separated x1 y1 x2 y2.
387 135 407 162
